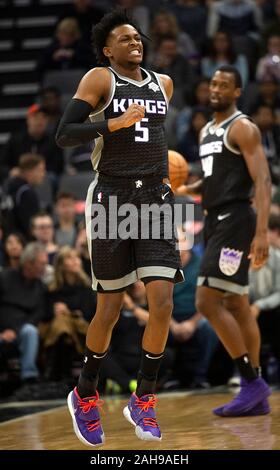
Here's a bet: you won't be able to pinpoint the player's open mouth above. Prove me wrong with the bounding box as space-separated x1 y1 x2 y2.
129 49 141 56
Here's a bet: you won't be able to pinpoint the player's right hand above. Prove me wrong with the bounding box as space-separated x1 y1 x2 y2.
119 104 145 128
248 233 269 269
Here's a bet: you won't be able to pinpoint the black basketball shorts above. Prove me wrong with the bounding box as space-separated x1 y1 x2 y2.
85 173 184 292
197 202 256 295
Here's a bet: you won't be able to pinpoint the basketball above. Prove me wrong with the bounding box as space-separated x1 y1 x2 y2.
168 150 189 190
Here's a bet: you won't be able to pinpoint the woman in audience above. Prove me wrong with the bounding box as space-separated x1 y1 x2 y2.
148 10 197 63
41 246 96 381
3 233 26 269
201 30 249 87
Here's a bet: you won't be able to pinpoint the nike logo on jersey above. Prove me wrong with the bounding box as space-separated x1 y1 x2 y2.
217 213 231 221
116 82 129 87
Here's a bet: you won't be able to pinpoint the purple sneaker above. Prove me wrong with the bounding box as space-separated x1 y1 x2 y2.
213 377 271 417
213 397 271 417
221 377 271 416
67 387 105 447
123 393 162 441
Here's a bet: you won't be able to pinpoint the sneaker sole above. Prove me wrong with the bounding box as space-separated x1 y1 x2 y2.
213 401 271 417
123 406 162 441
67 391 105 448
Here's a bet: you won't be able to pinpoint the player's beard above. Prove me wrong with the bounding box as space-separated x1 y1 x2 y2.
210 100 232 112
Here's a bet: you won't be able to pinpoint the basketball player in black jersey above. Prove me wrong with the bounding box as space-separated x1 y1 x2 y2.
178 65 272 417
56 10 183 446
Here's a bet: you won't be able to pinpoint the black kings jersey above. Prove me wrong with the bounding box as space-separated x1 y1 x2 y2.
200 111 253 210
89 67 168 178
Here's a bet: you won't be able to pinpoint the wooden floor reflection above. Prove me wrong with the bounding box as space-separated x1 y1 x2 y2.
0 391 279 450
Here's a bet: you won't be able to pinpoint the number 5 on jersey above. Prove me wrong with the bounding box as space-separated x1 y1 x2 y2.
135 118 149 142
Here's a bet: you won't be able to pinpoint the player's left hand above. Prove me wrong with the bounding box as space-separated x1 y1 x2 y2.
248 233 269 269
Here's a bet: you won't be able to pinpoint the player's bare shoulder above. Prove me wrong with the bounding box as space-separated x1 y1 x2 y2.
74 67 112 108
229 117 261 147
157 74 173 101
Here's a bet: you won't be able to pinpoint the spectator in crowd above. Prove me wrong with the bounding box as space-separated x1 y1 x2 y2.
3 233 26 269
201 30 249 87
42 246 96 380
38 87 62 135
58 0 104 42
176 77 210 141
0 104 64 183
177 106 211 163
266 214 280 250
116 0 150 35
246 77 280 124
252 104 280 184
207 0 262 41
249 215 280 383
37 18 93 78
67 143 93 173
31 212 58 265
54 192 77 247
5 154 45 237
256 34 280 83
149 35 195 109
261 0 280 52
168 235 218 388
170 0 207 49
270 194 280 216
0 243 48 382
148 10 198 63
257 0 275 23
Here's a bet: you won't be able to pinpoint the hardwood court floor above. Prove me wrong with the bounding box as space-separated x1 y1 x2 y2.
0 391 279 450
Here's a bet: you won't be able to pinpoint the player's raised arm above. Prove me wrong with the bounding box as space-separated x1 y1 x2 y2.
230 119 271 268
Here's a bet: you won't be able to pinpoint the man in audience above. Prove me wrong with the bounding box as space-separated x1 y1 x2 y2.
54 192 77 247
5 153 45 237
0 243 48 382
0 104 63 183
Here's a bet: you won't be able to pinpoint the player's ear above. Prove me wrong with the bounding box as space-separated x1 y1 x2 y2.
103 46 112 59
234 87 242 100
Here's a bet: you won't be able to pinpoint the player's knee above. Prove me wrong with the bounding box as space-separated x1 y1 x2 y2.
224 295 245 315
150 297 173 320
95 304 121 329
196 296 212 319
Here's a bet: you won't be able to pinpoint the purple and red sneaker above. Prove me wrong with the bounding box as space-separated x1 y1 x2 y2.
67 387 105 447
123 393 162 441
213 377 271 417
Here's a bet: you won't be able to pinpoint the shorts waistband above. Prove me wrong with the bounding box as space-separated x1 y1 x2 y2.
203 200 251 216
98 173 165 189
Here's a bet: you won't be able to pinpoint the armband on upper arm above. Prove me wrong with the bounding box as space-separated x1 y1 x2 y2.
56 98 110 147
